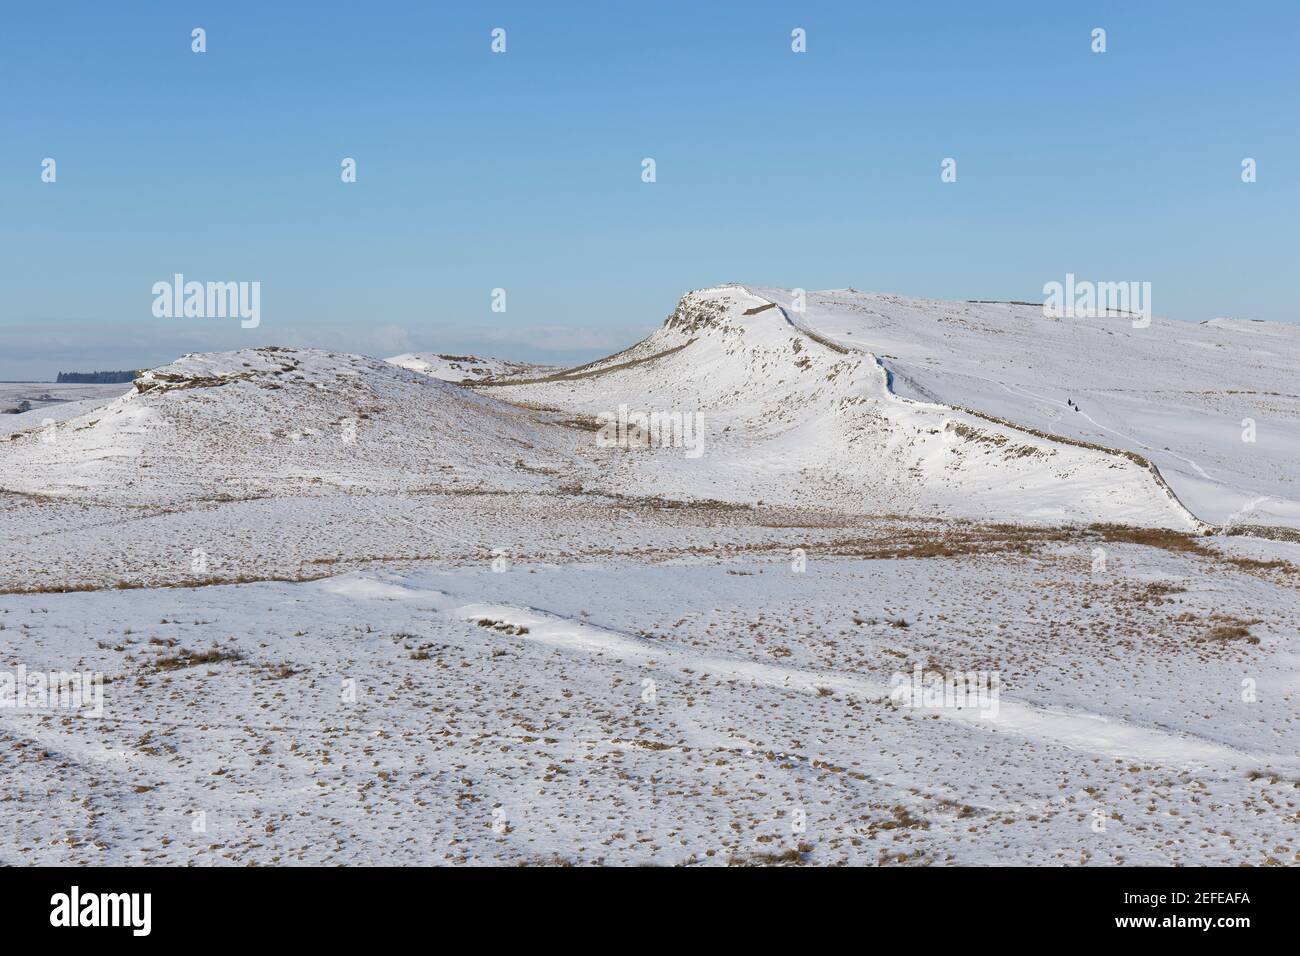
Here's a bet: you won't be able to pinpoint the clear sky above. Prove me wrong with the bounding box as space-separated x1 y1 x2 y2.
2 0 1296 380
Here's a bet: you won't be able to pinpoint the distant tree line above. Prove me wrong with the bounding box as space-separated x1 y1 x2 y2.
56 370 141 384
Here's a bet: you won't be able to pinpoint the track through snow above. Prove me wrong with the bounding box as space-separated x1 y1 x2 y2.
5 546 1294 866
322 574 1287 771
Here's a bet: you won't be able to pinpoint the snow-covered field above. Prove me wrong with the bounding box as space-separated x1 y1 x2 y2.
0 382 132 429
2 287 1296 865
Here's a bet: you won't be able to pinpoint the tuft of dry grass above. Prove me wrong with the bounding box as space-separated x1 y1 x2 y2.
728 842 814 866
1197 624 1258 644
475 618 530 636
152 647 243 672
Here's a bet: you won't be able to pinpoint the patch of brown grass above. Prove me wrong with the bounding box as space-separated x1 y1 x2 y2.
1224 556 1296 573
1088 523 1214 556
1197 624 1258 645
152 647 244 672
825 522 1078 560
0 572 333 596
475 619 529 636
728 842 813 866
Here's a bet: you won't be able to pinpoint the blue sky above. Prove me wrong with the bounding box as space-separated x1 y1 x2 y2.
2 0 1296 379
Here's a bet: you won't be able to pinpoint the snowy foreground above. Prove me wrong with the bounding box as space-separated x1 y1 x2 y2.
1 286 1297 865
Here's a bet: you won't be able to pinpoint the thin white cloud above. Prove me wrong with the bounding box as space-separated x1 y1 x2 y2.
0 318 644 380
468 324 649 352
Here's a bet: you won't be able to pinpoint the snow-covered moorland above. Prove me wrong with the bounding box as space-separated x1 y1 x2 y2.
1 286 1296 865
386 352 555 384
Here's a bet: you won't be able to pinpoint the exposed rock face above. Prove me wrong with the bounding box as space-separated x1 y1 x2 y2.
135 371 249 394
662 291 731 334
134 348 306 393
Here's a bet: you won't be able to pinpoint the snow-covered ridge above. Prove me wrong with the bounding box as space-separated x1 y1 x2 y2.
2 347 579 506
386 352 552 383
489 285 1201 528
5 286 1292 533
753 287 1300 532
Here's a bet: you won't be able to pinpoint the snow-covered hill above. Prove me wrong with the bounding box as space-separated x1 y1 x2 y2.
386 352 551 383
8 287 1292 534
0 382 132 427
4 287 1292 535
490 285 1203 530
757 287 1300 533
2 347 580 507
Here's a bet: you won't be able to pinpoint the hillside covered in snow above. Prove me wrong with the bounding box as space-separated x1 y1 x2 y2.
759 287 1300 534
386 352 553 384
491 284 1298 535
8 286 1294 537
